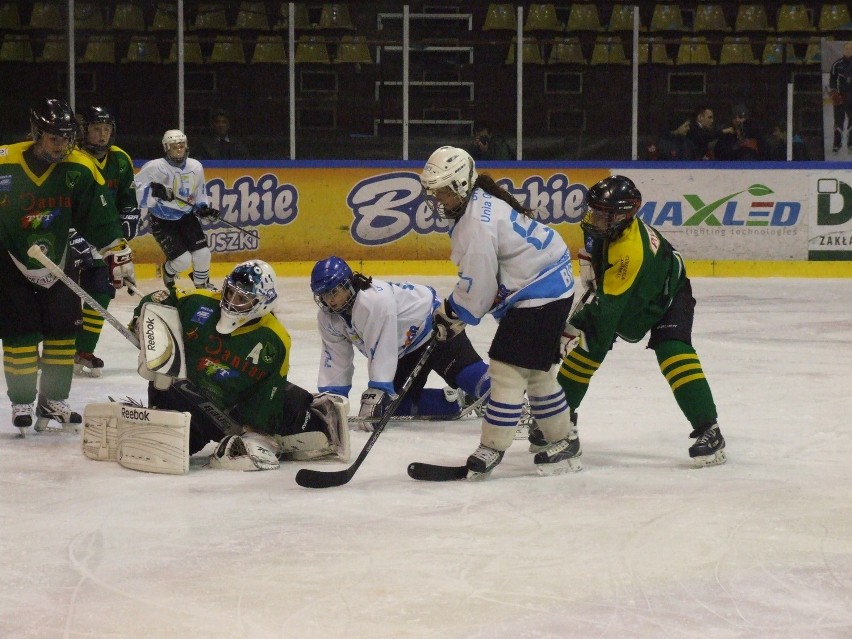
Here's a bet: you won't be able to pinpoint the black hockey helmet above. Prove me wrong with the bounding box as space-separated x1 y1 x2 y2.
29 97 76 162
78 105 116 155
582 175 642 240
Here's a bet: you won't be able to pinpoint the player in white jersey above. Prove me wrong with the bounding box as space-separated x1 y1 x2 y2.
420 146 578 479
311 256 490 428
133 129 219 290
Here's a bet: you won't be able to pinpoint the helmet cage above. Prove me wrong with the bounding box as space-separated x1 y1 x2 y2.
310 256 356 313
314 279 357 314
80 106 116 156
581 176 642 240
216 261 278 334
30 98 77 163
162 129 188 166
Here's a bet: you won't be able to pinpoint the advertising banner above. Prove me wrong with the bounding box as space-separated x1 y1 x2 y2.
809 172 852 260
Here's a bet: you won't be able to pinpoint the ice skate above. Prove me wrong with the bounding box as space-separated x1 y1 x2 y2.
34 396 82 434
688 423 726 467
444 386 487 419
534 435 582 475
74 351 104 377
13 403 33 437
195 279 219 292
466 444 504 481
528 409 578 452
161 262 176 289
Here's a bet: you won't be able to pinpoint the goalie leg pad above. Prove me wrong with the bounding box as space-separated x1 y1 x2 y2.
115 406 191 475
208 432 280 471
82 403 120 461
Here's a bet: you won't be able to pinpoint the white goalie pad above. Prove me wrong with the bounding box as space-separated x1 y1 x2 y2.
82 403 191 475
136 303 187 390
276 393 350 462
208 432 280 471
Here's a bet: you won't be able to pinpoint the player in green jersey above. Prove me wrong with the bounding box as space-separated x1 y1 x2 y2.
130 260 349 469
70 105 141 377
0 98 135 436
553 175 726 467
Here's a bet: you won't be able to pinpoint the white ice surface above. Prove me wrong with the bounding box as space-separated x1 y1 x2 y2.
1 276 851 639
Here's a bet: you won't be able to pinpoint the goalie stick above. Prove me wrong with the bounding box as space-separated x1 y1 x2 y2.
295 336 438 489
27 245 241 436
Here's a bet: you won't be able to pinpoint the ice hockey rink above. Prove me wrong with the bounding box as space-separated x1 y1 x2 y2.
1 274 851 639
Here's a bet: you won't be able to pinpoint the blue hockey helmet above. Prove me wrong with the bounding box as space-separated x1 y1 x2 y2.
311 256 356 313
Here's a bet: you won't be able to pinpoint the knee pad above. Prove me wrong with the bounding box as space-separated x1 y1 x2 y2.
528 364 573 444
167 251 192 274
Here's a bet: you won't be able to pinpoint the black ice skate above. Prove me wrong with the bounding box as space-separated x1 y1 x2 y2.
534 436 583 475
34 396 82 434
466 444 504 481
688 423 726 467
528 409 578 452
12 403 33 437
74 351 104 377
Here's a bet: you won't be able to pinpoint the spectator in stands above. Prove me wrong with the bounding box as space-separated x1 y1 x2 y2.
680 105 722 160
469 121 514 161
767 121 810 161
714 104 768 161
196 109 248 160
645 113 691 161
829 41 852 153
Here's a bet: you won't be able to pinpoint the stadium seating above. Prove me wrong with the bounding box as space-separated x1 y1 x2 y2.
693 4 731 32
776 4 815 32
234 2 270 31
566 4 602 32
0 33 33 62
111 3 147 31
719 36 760 64
548 36 586 65
676 36 716 65
591 35 629 65
251 33 287 63
505 36 545 64
482 3 516 31
123 35 161 63
524 4 562 33
209 35 246 63
335 34 372 64
734 5 771 31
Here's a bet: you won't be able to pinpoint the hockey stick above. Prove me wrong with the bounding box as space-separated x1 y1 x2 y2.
295 335 439 489
170 193 258 239
27 245 240 436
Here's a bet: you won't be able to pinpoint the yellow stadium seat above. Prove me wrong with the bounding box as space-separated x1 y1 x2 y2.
234 2 270 30
0 2 22 29
482 3 516 31
761 35 801 64
524 4 563 33
650 4 684 31
803 38 823 65
151 2 178 31
37 33 68 62
335 34 372 64
566 4 602 32
274 3 310 31
251 34 287 63
693 4 730 32
819 4 852 31
719 36 759 64
548 36 586 65
192 3 229 30
0 33 33 62
590 35 629 65
318 4 354 30
75 2 105 30
639 37 673 65
505 36 545 64
608 4 644 31
675 36 716 65
295 35 330 63
209 35 246 63
734 5 771 32
164 35 204 64
28 2 64 30
777 4 815 32
112 3 147 31
123 35 161 63
79 35 115 63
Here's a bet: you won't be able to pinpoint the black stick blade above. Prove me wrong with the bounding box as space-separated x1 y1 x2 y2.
295 467 353 489
407 462 468 481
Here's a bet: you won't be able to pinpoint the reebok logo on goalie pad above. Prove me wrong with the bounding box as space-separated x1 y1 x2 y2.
121 407 150 421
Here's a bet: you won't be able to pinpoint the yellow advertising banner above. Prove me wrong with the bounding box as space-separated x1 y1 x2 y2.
130 165 610 264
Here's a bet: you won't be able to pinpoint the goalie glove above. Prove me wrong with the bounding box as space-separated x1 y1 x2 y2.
120 206 141 240
357 388 393 432
433 298 466 341
208 433 280 471
149 182 174 201
102 242 136 289
192 204 219 220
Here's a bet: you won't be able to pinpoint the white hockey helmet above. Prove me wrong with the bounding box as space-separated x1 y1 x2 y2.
419 146 478 219
216 260 278 334
162 129 188 166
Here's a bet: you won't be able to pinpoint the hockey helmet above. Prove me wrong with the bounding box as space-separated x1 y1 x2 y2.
310 256 357 313
79 105 116 156
162 129 188 166
29 97 77 163
216 260 278 334
582 175 642 240
420 146 478 220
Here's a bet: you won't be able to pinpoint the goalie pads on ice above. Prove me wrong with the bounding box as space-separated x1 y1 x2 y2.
136 302 187 390
276 393 350 462
208 432 280 471
82 403 191 475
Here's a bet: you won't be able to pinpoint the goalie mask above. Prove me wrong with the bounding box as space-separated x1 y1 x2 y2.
582 175 642 240
162 129 188 167
420 146 478 220
310 256 356 314
79 105 116 157
30 97 77 164
216 260 278 334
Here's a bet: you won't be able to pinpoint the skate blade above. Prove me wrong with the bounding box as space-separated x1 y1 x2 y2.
465 468 496 481
691 449 727 468
73 364 102 378
528 443 549 453
536 457 583 476
34 418 80 434
514 424 529 441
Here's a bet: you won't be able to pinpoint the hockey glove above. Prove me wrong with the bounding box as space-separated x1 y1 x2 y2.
357 388 393 432
559 321 587 358
578 247 596 292
192 204 219 220
120 206 141 240
68 230 94 271
103 242 136 289
149 182 174 201
433 298 466 341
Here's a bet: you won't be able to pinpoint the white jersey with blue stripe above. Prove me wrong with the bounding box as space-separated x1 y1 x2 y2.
317 279 440 396
133 157 209 222
447 188 574 324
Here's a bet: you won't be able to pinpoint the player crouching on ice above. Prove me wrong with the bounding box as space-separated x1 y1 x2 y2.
84 260 349 474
